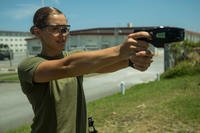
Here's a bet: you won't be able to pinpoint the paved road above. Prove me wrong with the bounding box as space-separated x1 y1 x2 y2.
0 54 164 132
84 54 164 101
0 53 28 68
0 83 33 132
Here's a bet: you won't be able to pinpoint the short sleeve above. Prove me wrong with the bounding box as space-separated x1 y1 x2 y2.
18 57 45 84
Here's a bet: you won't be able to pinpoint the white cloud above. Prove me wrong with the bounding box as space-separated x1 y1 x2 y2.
1 1 61 20
2 4 39 20
51 0 60 5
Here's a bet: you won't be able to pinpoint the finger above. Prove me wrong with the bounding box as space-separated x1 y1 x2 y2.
130 56 153 71
134 58 153 65
130 55 153 69
130 53 153 63
133 59 150 67
145 50 155 57
127 35 150 49
135 50 154 57
130 45 149 53
134 60 153 71
127 38 149 49
128 42 149 53
133 64 148 72
138 61 152 67
127 38 137 44
135 40 149 49
128 31 151 40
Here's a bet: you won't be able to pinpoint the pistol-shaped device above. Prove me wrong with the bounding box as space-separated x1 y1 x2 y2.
133 26 185 48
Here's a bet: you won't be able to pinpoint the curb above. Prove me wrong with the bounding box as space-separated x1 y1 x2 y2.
0 68 17 73
0 80 19 83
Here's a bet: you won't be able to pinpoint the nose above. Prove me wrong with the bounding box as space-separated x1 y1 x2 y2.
60 32 69 38
58 33 68 42
58 31 69 37
59 28 70 36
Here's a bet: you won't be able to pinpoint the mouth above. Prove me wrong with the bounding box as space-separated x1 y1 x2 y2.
56 40 66 45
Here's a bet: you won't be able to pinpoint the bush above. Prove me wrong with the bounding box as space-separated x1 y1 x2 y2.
170 41 200 65
161 61 200 79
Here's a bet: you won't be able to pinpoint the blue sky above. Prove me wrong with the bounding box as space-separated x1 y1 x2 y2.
0 0 200 32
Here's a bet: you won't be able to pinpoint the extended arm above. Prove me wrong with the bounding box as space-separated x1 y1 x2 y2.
34 32 152 83
95 59 128 73
95 50 153 73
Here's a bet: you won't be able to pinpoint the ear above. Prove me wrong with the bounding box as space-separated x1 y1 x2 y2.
32 27 42 37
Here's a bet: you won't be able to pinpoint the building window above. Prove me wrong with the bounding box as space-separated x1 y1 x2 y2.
32 46 41 51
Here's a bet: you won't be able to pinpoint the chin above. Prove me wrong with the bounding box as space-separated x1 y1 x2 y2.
55 46 65 51
56 43 66 50
61 47 65 51
61 44 66 50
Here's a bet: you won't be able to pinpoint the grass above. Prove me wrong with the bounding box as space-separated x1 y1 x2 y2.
0 72 19 81
87 74 200 132
4 125 31 133
161 61 200 79
3 67 200 133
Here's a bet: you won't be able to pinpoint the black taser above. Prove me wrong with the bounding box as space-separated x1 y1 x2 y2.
133 26 185 48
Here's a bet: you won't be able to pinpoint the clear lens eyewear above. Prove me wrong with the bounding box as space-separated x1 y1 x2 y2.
42 24 71 36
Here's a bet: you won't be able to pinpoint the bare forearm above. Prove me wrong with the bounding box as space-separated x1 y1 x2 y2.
95 59 128 73
34 46 123 82
62 46 123 75
34 32 152 83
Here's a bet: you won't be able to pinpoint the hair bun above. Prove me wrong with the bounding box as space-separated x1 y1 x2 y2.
30 26 36 35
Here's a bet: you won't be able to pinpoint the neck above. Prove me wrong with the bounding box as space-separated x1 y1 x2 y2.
40 50 63 57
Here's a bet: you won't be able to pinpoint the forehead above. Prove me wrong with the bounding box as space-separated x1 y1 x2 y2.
47 14 67 25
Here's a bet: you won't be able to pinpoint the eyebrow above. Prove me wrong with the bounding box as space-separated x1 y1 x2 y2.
40 24 71 29
46 24 70 27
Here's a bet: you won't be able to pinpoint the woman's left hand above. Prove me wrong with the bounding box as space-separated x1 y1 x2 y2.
129 50 154 71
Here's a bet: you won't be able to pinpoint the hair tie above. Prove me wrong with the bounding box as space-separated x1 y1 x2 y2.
30 25 36 34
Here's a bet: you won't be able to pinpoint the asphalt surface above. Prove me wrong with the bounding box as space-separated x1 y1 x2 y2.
0 54 164 132
0 83 33 132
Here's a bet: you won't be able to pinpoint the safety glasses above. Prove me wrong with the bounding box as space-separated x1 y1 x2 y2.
41 24 71 36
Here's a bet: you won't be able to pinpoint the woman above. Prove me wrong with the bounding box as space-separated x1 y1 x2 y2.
18 6 153 133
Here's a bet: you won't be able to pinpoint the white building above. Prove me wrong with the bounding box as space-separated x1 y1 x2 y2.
185 30 200 42
25 27 200 56
25 27 158 56
67 27 156 52
1 27 200 57
0 31 33 54
26 37 42 56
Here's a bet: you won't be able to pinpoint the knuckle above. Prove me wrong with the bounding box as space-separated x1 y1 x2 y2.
140 68 146 72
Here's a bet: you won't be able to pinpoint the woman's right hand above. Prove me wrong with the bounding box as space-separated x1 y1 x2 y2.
118 31 151 59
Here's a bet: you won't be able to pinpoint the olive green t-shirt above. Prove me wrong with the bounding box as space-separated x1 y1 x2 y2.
18 52 87 133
